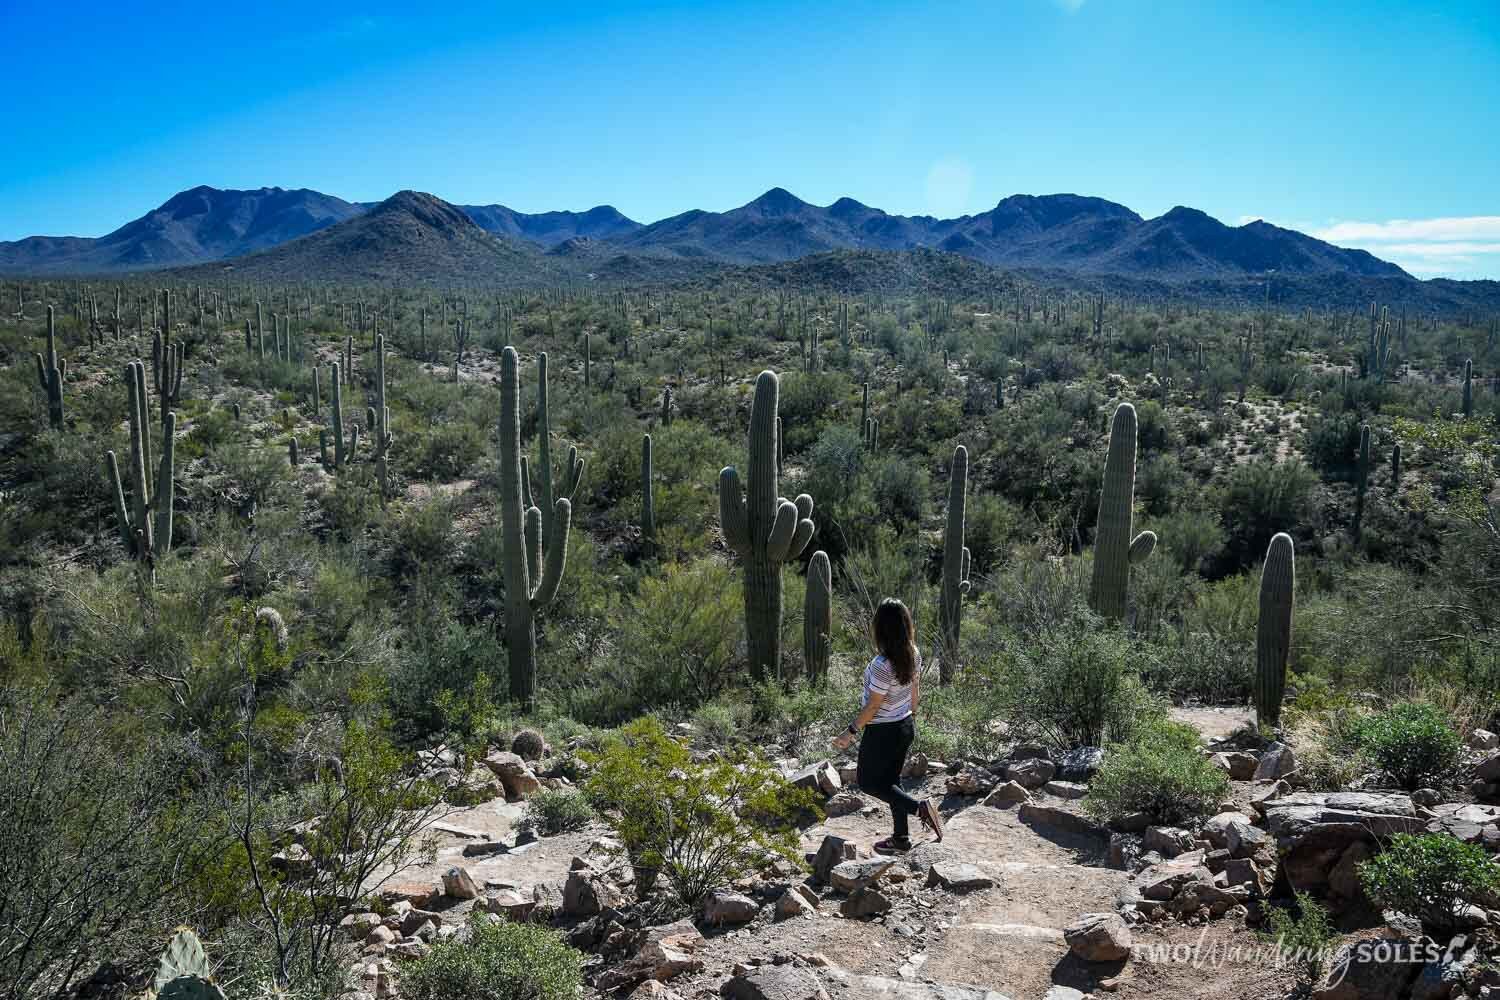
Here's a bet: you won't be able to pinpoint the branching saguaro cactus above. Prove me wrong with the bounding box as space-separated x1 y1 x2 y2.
1255 532 1295 728
804 549 832 683
499 346 576 706
939 445 971 683
35 304 65 429
105 361 175 560
328 361 356 468
719 370 816 680
1089 402 1156 621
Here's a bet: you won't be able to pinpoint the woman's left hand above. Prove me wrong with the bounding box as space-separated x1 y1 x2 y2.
831 731 853 752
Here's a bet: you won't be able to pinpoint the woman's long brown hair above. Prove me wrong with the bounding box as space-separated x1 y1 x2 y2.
873 598 917 685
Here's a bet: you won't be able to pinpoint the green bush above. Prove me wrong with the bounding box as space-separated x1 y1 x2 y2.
400 917 583 1000
992 612 1161 750
1085 719 1230 826
518 788 594 838
1353 702 1461 791
583 717 816 904
1261 891 1339 981
1358 833 1500 932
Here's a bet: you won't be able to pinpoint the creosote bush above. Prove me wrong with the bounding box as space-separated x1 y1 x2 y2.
1353 701 1461 791
400 917 583 1000
1358 833 1500 933
518 787 595 838
1261 891 1339 982
582 717 817 905
1085 718 1230 826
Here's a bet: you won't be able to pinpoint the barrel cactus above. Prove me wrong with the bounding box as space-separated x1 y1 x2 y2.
1254 532 1295 728
719 371 816 680
804 550 832 683
511 727 545 761
938 445 971 682
1089 403 1155 621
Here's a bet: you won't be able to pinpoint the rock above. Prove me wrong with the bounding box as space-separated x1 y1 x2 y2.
1020 802 1106 838
947 763 1000 796
481 889 536 921
1249 779 1291 814
840 886 892 918
791 762 842 797
1328 841 1374 904
1211 751 1260 780
901 753 929 779
1057 746 1105 782
271 843 313 878
1426 803 1500 844
442 866 481 900
1143 826 1196 858
1107 833 1140 871
720 965 831 1000
1006 757 1057 789
818 971 1010 998
365 924 397 947
1221 858 1269 896
926 861 995 892
483 750 541 799
824 791 866 817
631 983 682 999
380 882 439 908
1474 750 1500 783
1263 792 1426 892
597 929 705 990
703 889 759 926
1411 787 1442 808
1141 859 1213 902
1109 811 1153 833
563 870 622 917
398 908 442 938
829 858 893 893
811 835 856 884
1064 911 1133 962
1043 988 1086 1000
1224 820 1274 861
902 841 959 875
1043 780 1089 800
1469 729 1500 751
837 764 858 784
1253 743 1298 781
982 781 1032 807
776 885 818 917
1411 933 1477 1000
1311 929 1423 1000
340 912 383 940
1203 811 1254 850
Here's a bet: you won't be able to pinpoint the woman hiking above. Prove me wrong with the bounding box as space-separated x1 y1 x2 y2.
832 597 944 855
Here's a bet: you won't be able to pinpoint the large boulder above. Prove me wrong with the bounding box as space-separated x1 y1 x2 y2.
1064 911 1133 962
1019 802 1106 838
926 861 995 892
840 885 892 918
720 966 830 1000
1311 929 1423 1000
1211 752 1260 780
1006 757 1057 790
1424 802 1500 845
982 781 1032 807
703 890 759 926
947 763 1000 796
1253 743 1298 782
1203 811 1253 850
563 869 622 917
829 858 893 893
1142 826 1196 858
1057 746 1105 782
483 750 542 799
1262 793 1426 892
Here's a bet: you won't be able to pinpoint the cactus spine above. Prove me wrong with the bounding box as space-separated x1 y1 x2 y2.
1089 403 1156 621
1254 532 1295 728
641 433 655 546
718 371 816 680
151 927 225 1000
35 304 65 429
499 347 575 707
804 549 832 683
938 445 971 682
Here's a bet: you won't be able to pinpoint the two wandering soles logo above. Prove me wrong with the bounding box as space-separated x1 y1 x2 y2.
1131 928 1442 988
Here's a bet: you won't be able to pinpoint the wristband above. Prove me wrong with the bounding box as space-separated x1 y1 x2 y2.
846 724 858 736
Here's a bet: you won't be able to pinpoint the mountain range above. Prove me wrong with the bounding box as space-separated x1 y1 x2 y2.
3 184 1494 311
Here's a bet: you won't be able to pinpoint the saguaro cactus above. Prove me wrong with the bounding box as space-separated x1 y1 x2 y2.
1353 423 1371 540
804 550 832 683
1391 442 1402 488
641 433 655 546
105 361 175 560
499 346 576 706
35 305 65 429
329 361 354 468
719 371 816 680
938 445 971 683
1254 532 1295 728
373 334 393 499
1089 402 1156 621
1463 358 1474 417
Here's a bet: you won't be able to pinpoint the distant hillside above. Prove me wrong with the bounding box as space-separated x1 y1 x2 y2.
180 191 565 288
460 204 641 246
0 186 362 275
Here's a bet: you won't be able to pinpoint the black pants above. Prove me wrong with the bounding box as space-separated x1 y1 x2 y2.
856 716 922 839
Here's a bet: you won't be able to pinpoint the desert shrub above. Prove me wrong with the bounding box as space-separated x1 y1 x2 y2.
1216 458 1316 570
386 622 505 741
1085 719 1229 825
518 788 595 838
583 717 816 904
608 557 741 710
1285 708 1369 792
871 455 929 530
1353 702 1461 791
406 419 488 482
690 696 752 749
991 613 1161 750
1140 630 1252 704
1359 833 1500 933
400 917 583 1000
1261 891 1339 981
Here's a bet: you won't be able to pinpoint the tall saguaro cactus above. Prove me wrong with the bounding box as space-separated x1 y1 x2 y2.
641 433 655 546
1463 358 1474 418
938 444 972 683
373 335 393 498
329 361 354 468
1353 422 1371 541
1254 532 1295 728
720 371 816 680
1089 402 1156 621
105 360 175 560
35 305 65 429
499 346 576 706
804 550 832 683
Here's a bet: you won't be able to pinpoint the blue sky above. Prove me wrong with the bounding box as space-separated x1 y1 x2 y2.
2 0 1497 278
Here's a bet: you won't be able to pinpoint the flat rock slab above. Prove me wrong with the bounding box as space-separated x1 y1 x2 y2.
722 966 830 1000
820 970 1015 999
1262 792 1425 847
926 861 996 892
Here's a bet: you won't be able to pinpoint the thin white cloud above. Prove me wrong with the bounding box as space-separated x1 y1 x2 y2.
1241 213 1500 280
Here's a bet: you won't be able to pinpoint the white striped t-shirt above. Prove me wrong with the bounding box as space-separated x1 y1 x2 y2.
863 654 915 723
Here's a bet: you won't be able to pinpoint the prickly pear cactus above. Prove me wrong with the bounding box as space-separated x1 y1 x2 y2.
153 928 211 992
157 977 226 1000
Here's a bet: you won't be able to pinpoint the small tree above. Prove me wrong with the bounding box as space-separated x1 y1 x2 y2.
584 717 816 904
